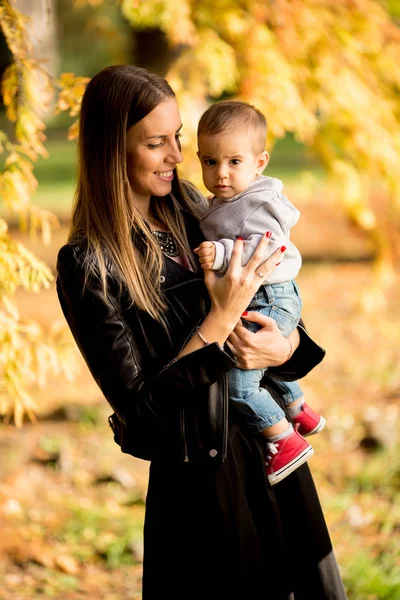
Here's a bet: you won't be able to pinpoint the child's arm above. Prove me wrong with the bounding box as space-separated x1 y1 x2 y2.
194 239 235 272
240 193 299 265
194 241 216 270
198 189 298 274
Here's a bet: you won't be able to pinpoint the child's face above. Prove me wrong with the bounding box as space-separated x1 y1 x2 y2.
197 131 269 200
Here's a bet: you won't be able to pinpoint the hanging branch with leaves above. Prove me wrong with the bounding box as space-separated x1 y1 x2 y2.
0 0 88 425
119 0 400 294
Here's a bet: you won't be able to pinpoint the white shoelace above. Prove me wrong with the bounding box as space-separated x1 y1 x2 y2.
266 441 279 464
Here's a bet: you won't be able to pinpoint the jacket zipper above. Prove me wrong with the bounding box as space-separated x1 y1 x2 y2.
157 319 202 376
178 320 202 463
222 373 229 461
180 410 189 462
158 321 203 463
178 321 228 463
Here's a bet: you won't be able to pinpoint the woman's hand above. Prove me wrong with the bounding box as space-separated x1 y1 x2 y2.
227 312 300 369
178 235 285 357
204 234 285 331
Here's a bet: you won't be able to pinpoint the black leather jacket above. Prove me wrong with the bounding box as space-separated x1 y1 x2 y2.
56 209 325 464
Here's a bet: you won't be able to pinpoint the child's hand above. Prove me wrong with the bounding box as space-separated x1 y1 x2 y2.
193 241 216 270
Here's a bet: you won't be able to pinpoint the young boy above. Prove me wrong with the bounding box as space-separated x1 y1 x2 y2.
195 100 325 485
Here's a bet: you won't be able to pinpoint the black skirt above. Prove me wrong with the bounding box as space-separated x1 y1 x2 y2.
142 418 347 600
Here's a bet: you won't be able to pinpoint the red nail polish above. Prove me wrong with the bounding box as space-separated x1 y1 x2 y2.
242 311 248 316
280 246 286 252
276 262 281 266
237 237 243 241
266 231 272 238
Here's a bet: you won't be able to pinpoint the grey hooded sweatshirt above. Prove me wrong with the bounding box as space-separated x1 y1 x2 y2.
199 175 302 284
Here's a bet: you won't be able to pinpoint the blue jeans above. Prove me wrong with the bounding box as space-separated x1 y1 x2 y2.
229 280 304 433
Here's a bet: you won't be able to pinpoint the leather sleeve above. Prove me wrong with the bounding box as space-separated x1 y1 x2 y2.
157 343 236 389
56 244 236 431
268 320 326 382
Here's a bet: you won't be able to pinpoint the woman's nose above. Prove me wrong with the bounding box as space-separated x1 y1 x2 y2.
168 139 183 164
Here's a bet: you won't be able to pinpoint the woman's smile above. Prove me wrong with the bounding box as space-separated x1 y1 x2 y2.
155 170 174 180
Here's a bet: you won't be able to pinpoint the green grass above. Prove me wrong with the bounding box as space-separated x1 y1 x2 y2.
344 551 400 600
59 500 144 567
34 139 77 181
31 137 77 217
315 444 400 600
0 133 78 219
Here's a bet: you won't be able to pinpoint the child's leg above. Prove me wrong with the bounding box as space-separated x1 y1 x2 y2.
272 380 304 409
263 422 314 486
229 366 286 434
228 367 313 486
272 380 326 437
292 402 326 437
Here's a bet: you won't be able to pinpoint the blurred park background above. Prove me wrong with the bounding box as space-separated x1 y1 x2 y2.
0 1 399 598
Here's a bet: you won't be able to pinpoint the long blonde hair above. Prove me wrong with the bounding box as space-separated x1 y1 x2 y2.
69 65 197 322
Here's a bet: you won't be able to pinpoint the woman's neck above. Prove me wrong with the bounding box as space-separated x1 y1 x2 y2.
144 199 168 232
148 218 167 232
136 197 151 219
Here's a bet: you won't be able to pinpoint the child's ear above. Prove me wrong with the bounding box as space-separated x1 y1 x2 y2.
256 151 269 174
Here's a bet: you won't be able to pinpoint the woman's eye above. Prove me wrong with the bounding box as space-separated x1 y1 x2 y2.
148 142 164 149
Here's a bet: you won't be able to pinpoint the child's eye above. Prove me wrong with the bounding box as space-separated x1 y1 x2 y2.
204 159 216 166
231 159 241 165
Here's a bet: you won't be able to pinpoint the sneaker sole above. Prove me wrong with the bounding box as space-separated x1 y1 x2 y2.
268 445 314 486
301 416 326 437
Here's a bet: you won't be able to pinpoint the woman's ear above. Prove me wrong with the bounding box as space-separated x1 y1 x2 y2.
256 151 269 174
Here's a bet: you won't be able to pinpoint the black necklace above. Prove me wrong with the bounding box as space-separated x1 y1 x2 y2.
151 230 180 257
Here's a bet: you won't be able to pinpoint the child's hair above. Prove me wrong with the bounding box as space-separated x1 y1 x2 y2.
197 100 267 154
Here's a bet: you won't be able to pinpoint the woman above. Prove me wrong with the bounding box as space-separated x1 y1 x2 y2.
56 65 347 599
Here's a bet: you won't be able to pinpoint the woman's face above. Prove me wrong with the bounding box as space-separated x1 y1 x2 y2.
126 97 183 209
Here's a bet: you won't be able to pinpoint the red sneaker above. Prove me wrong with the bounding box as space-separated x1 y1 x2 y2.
292 403 326 437
266 427 314 485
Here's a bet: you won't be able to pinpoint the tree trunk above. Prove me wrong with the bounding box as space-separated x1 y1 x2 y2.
15 0 59 116
133 28 183 77
16 0 58 73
